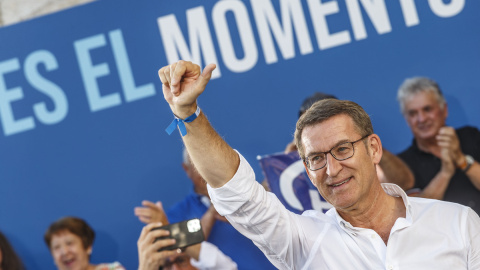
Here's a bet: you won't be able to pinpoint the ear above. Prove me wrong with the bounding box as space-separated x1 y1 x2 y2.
87 246 92 255
303 161 317 187
367 134 382 165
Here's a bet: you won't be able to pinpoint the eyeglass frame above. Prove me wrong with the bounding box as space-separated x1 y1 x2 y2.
303 134 371 171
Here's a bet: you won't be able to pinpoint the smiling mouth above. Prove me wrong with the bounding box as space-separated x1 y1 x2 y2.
332 177 351 187
63 258 75 266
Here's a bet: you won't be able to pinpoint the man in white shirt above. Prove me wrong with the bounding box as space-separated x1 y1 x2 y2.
157 60 480 270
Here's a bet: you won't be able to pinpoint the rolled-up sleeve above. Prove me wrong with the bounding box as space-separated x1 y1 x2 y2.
206 151 309 269
207 151 256 216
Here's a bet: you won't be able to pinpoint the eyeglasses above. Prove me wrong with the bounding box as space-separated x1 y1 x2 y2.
304 134 371 171
163 254 191 270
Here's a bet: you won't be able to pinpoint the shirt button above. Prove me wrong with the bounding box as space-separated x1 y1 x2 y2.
371 234 376 239
387 265 393 270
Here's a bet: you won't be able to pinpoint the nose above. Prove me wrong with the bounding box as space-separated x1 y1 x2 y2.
325 153 342 177
417 110 427 122
59 245 67 255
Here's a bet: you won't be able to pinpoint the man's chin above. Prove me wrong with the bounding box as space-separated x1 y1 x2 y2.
330 198 356 211
415 130 438 140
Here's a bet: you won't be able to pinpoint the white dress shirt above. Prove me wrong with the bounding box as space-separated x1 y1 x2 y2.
190 241 238 270
207 152 480 270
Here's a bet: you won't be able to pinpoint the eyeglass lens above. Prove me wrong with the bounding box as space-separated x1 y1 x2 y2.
308 142 355 170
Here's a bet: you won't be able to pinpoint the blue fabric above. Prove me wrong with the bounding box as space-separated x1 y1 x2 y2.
165 117 184 135
167 191 276 270
165 107 200 136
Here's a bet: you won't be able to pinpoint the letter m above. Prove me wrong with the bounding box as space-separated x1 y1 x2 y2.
158 7 221 78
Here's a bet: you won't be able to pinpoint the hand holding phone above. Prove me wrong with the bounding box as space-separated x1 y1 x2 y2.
151 218 205 251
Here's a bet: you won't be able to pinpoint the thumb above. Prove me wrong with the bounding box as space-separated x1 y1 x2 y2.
196 63 216 93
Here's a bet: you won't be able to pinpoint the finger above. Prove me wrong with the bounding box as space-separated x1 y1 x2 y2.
439 126 454 135
140 223 166 244
151 238 177 252
164 66 172 87
171 61 187 86
171 61 188 96
145 229 170 242
169 62 178 85
146 222 163 231
138 216 152 224
138 223 159 245
135 208 153 217
134 206 147 214
142 200 159 209
196 63 217 93
158 66 169 87
436 134 452 143
437 141 452 149
144 228 176 252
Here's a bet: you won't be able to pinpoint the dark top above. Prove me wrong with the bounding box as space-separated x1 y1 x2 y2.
399 126 480 214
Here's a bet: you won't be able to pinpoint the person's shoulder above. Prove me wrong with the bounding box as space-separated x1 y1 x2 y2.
398 143 416 160
456 126 480 146
456 125 480 136
166 192 204 222
167 192 198 211
455 125 480 133
94 262 125 270
409 196 471 218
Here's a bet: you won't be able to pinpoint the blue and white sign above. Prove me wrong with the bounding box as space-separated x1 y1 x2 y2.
258 152 332 214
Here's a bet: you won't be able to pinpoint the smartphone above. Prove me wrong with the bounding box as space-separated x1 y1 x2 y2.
152 218 205 251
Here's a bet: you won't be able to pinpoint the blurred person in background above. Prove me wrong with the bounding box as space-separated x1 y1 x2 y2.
397 77 480 213
136 210 237 270
135 148 275 270
0 230 24 270
44 216 125 270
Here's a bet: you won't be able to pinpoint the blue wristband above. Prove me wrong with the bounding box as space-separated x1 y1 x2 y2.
165 106 201 136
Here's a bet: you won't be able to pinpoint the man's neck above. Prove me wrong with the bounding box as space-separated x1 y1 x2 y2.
339 186 406 245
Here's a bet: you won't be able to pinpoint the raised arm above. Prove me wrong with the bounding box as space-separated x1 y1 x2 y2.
159 60 239 188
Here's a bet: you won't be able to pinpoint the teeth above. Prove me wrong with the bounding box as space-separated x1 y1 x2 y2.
333 178 350 187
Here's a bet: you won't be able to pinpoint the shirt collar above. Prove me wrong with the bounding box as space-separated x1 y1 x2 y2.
328 183 413 232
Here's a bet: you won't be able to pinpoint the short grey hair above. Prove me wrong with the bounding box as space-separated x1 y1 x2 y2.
397 77 446 114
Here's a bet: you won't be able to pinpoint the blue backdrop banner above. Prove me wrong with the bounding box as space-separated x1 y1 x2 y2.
0 0 479 269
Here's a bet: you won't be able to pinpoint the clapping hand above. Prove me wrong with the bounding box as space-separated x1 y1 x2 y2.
134 200 169 225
